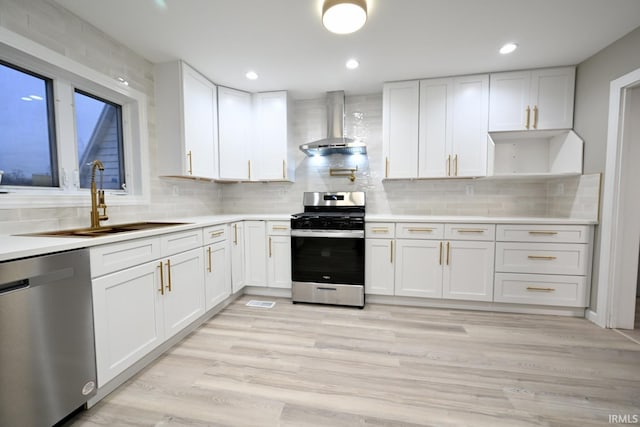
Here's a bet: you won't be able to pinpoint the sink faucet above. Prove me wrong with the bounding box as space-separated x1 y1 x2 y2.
90 160 109 229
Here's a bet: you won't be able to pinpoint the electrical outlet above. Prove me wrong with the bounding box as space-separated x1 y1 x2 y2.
555 183 564 196
465 184 474 196
172 185 179 196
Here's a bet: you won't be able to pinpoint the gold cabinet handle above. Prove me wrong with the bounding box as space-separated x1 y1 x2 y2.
165 259 172 292
390 240 394 263
527 255 557 260
248 160 251 180
456 229 485 233
439 241 443 265
446 241 450 265
210 230 225 238
233 224 238 245
371 227 389 233
446 154 451 176
187 150 193 175
528 231 558 235
453 154 458 176
272 226 288 231
533 105 538 129
269 237 272 258
158 261 164 295
525 106 531 129
282 159 286 179
207 246 212 272
526 286 555 292
385 157 389 178
408 227 434 232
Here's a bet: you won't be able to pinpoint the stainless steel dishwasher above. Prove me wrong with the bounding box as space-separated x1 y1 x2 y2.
0 249 97 427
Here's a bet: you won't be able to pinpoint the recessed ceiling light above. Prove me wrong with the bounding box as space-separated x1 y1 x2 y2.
116 76 129 86
499 42 518 55
346 59 359 70
21 96 33 101
245 71 258 80
29 95 43 100
322 0 368 35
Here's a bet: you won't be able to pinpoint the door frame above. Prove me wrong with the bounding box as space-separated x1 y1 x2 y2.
589 67 640 328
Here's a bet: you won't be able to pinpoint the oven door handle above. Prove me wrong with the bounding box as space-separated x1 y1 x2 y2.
291 229 365 239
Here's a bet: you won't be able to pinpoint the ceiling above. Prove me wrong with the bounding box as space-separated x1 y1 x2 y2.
53 0 640 100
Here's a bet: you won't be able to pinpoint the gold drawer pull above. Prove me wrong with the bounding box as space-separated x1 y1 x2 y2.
408 228 434 232
210 230 224 237
456 229 485 233
371 227 389 233
390 241 394 263
526 287 555 292
528 255 557 260
528 231 559 235
165 259 172 292
272 226 289 230
439 241 443 265
158 262 164 295
207 247 212 272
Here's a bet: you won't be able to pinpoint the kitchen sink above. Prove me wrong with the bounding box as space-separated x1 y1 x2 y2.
19 221 192 238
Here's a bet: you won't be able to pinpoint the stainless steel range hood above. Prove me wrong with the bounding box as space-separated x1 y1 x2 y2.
299 91 366 156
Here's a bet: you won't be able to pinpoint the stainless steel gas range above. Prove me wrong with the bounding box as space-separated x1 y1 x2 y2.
290 192 365 308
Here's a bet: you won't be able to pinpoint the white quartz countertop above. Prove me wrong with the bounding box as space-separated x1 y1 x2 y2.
0 213 596 262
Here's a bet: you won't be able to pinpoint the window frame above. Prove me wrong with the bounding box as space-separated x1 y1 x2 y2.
0 27 150 208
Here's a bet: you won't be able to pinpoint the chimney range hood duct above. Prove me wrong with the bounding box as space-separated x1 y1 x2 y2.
299 91 366 156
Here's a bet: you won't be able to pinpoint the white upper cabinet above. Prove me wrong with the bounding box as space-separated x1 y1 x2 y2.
489 67 575 132
382 80 419 178
218 86 252 180
418 74 488 178
252 91 294 181
154 61 218 179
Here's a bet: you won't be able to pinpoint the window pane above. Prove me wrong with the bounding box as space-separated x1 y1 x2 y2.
75 90 125 190
0 62 57 187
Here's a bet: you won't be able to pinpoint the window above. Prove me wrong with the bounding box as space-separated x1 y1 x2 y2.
0 61 58 187
75 90 125 190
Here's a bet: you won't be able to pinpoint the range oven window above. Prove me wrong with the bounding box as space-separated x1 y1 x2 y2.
291 235 364 286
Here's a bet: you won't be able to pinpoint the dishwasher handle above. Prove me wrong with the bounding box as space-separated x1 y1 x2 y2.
0 278 30 295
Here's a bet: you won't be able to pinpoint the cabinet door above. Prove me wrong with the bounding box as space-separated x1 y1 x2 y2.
383 81 419 178
267 235 291 288
182 64 218 179
230 222 245 293
418 78 452 178
394 239 443 298
218 87 252 180
204 241 231 310
254 91 289 181
442 241 494 301
365 238 395 295
488 71 531 131
451 74 489 177
92 261 164 386
244 221 267 286
162 248 205 339
530 67 575 130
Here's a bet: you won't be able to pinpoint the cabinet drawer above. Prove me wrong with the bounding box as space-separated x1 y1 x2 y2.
494 273 588 307
267 221 290 236
366 223 395 238
203 224 227 245
495 242 588 275
496 224 591 243
160 229 203 256
90 237 161 277
396 223 444 239
444 224 495 241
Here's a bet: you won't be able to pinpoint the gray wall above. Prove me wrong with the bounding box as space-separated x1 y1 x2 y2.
574 25 640 312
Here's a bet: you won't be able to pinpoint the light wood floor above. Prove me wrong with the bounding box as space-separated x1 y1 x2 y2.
66 296 640 427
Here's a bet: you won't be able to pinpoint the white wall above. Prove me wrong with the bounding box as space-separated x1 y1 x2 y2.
0 0 223 234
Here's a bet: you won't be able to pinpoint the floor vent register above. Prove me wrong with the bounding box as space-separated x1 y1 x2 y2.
245 300 276 309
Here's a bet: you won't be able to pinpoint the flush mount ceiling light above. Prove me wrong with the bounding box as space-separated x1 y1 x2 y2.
346 58 359 69
245 71 259 80
322 0 368 35
499 42 518 55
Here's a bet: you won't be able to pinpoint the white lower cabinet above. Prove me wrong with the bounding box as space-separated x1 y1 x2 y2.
244 221 267 286
365 238 395 295
203 240 231 310
442 240 494 301
230 222 246 293
394 239 443 298
267 235 291 288
92 246 205 387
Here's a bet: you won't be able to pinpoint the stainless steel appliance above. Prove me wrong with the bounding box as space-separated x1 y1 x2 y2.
291 191 365 308
0 249 97 427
